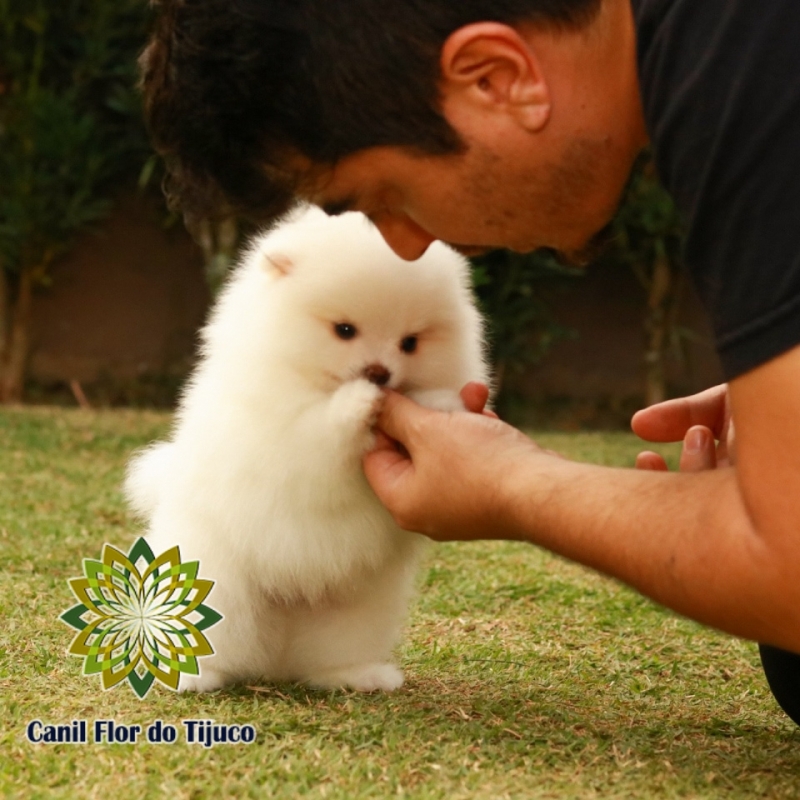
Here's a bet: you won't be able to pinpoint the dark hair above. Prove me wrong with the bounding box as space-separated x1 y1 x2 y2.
140 0 602 224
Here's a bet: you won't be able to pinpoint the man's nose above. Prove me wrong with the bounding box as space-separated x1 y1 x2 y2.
372 214 436 261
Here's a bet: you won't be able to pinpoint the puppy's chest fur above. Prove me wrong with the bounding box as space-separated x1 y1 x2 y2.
156 389 413 601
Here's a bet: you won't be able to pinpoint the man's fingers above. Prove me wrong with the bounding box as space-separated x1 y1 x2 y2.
635 428 718 472
631 384 728 442
636 451 669 471
371 429 396 452
679 425 717 472
460 381 490 414
364 425 414 500
363 442 410 492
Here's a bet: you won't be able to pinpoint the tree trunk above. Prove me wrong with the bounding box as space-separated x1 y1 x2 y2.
0 266 34 404
0 267 9 369
643 255 672 407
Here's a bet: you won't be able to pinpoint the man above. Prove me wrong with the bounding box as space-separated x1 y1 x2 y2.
140 0 800 725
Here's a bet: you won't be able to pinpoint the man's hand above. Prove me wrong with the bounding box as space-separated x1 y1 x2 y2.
631 384 735 471
363 383 539 540
361 355 800 652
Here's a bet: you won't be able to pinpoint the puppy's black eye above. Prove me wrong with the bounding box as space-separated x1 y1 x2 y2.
334 322 358 340
400 335 418 354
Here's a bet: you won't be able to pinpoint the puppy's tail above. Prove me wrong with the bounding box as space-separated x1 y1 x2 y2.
124 442 173 519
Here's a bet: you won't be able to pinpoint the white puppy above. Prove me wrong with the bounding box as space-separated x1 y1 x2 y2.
125 206 488 692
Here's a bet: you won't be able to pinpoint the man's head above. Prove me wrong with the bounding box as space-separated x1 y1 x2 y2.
141 0 645 258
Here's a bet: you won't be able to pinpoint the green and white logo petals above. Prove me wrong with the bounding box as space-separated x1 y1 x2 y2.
61 538 222 699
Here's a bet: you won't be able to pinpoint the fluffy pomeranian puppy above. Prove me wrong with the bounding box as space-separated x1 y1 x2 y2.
125 206 488 693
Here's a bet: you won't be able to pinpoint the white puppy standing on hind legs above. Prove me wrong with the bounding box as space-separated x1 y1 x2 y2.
125 206 489 693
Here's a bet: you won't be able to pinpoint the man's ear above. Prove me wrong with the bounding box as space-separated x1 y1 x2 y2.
440 22 551 133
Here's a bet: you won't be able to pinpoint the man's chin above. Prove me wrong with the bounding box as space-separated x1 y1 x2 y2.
550 223 615 268
447 244 495 258
445 222 613 264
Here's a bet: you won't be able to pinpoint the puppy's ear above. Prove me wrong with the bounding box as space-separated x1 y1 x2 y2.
263 252 294 277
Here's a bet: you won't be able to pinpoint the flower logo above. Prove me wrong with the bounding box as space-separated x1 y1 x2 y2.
61 538 222 698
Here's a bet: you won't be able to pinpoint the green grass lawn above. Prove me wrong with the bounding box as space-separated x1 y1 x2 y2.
0 407 797 799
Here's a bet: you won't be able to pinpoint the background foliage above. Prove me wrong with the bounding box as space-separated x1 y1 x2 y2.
470 248 583 416
0 0 150 400
1 1 688 410
601 155 687 406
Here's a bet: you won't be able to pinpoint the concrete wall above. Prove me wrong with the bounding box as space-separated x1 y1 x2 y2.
29 193 209 386
27 198 723 411
518 261 723 402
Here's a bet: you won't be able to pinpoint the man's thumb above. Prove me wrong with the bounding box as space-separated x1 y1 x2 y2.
376 389 429 444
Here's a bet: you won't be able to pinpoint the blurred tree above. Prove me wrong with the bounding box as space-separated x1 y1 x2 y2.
470 248 582 416
0 0 149 401
605 154 688 406
470 154 690 417
139 156 241 297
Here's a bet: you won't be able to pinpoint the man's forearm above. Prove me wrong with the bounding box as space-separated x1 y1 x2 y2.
366 386 800 652
502 456 800 652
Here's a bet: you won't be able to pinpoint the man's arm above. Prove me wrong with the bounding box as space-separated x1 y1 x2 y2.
363 346 800 653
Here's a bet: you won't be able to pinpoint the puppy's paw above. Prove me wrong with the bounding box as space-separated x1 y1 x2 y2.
407 388 465 413
348 663 404 692
307 662 404 693
329 378 384 432
178 668 229 694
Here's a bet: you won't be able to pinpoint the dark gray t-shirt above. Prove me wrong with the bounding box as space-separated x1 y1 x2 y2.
632 0 800 378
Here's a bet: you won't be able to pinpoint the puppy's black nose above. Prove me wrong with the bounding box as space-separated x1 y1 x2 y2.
363 363 391 386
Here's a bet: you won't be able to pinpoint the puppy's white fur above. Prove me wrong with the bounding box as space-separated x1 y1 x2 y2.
125 207 488 693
